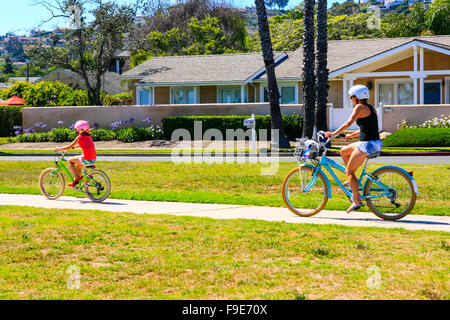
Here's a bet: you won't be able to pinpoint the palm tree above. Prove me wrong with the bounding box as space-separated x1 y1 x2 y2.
254 0 290 149
302 0 316 139
315 0 329 132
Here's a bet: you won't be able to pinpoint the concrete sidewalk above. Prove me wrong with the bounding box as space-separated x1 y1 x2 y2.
1 194 449 232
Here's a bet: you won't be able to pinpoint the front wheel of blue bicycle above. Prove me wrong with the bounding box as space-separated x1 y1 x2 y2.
364 167 416 220
282 166 328 217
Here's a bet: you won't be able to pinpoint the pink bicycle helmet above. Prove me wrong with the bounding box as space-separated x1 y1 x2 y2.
74 120 90 133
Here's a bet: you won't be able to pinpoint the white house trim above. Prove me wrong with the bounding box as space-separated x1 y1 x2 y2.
330 40 450 78
244 52 288 84
446 77 450 104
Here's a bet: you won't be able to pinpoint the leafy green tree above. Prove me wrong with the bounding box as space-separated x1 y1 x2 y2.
329 1 361 16
266 0 289 10
426 0 450 35
132 0 247 60
185 17 229 55
328 13 383 40
3 56 14 75
26 0 136 105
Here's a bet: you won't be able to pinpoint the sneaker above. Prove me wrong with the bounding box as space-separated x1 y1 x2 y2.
68 177 83 187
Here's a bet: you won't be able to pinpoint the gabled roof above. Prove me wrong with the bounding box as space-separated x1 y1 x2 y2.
122 52 286 84
38 68 128 95
257 35 450 80
122 35 450 85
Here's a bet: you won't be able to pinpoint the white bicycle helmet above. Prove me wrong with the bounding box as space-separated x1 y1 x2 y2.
348 84 370 100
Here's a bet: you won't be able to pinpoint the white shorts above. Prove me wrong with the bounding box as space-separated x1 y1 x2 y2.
356 140 382 157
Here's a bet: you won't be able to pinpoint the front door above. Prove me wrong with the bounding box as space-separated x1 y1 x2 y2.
424 82 441 104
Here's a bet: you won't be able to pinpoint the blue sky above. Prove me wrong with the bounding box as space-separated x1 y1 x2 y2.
1 0 347 36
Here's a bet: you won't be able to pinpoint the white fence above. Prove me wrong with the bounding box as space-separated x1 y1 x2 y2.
328 105 383 131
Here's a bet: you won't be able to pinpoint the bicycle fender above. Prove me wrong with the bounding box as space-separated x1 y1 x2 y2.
301 163 332 199
367 166 419 194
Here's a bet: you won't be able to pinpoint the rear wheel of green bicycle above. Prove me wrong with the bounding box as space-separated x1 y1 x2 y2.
282 166 328 217
39 167 65 200
364 167 416 220
85 170 111 203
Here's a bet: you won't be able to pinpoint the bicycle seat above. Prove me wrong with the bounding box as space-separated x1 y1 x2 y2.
367 151 381 159
85 165 96 169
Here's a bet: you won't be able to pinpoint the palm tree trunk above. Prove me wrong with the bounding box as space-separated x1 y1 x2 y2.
315 0 328 132
302 0 316 139
255 0 290 149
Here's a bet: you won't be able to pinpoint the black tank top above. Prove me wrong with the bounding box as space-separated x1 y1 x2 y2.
356 104 380 141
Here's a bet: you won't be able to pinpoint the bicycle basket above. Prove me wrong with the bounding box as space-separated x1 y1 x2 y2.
294 138 320 162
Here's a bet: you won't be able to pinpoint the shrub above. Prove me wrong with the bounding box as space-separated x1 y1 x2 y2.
90 128 117 141
48 128 77 143
161 114 303 141
398 115 450 129
0 81 124 107
0 106 22 137
383 128 450 147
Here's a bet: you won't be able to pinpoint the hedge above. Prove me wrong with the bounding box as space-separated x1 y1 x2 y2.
382 128 450 147
161 114 304 141
15 126 164 143
0 106 22 137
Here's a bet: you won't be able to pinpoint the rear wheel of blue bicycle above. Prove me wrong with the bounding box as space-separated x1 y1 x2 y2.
282 166 328 217
364 168 416 220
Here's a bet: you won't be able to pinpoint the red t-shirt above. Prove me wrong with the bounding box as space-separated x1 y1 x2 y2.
77 134 96 160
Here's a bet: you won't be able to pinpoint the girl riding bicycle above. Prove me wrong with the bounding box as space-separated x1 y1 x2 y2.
56 120 97 187
325 85 382 213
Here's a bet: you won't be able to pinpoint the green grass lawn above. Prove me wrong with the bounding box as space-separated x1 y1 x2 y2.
0 205 448 299
0 161 448 216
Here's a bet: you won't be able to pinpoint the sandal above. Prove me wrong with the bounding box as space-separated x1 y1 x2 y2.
346 203 364 214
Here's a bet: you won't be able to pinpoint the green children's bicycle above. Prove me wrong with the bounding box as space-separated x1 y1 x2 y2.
39 150 111 202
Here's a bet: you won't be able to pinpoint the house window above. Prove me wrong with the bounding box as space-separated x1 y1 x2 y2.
398 83 414 105
263 85 297 104
138 88 151 105
218 87 241 103
378 83 394 105
377 81 413 106
424 82 441 104
171 87 195 104
281 86 296 104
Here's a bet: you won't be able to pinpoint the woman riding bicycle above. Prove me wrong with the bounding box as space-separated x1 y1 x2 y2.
325 85 382 213
56 120 97 187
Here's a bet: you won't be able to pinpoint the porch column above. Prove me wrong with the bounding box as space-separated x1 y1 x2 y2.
419 47 425 104
348 79 354 108
343 79 348 108
413 45 418 104
241 85 246 103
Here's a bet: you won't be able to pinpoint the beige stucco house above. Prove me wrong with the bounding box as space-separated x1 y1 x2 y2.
121 35 450 130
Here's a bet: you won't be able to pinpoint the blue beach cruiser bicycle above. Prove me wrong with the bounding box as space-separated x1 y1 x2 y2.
282 131 419 220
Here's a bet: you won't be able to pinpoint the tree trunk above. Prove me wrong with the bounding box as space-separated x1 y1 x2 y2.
315 0 329 132
302 0 316 139
255 0 290 149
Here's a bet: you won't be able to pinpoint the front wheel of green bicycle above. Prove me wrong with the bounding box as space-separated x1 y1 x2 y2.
364 167 417 220
39 167 65 200
282 166 328 217
84 170 111 203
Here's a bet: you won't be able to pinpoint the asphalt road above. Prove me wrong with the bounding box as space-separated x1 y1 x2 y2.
0 155 449 164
